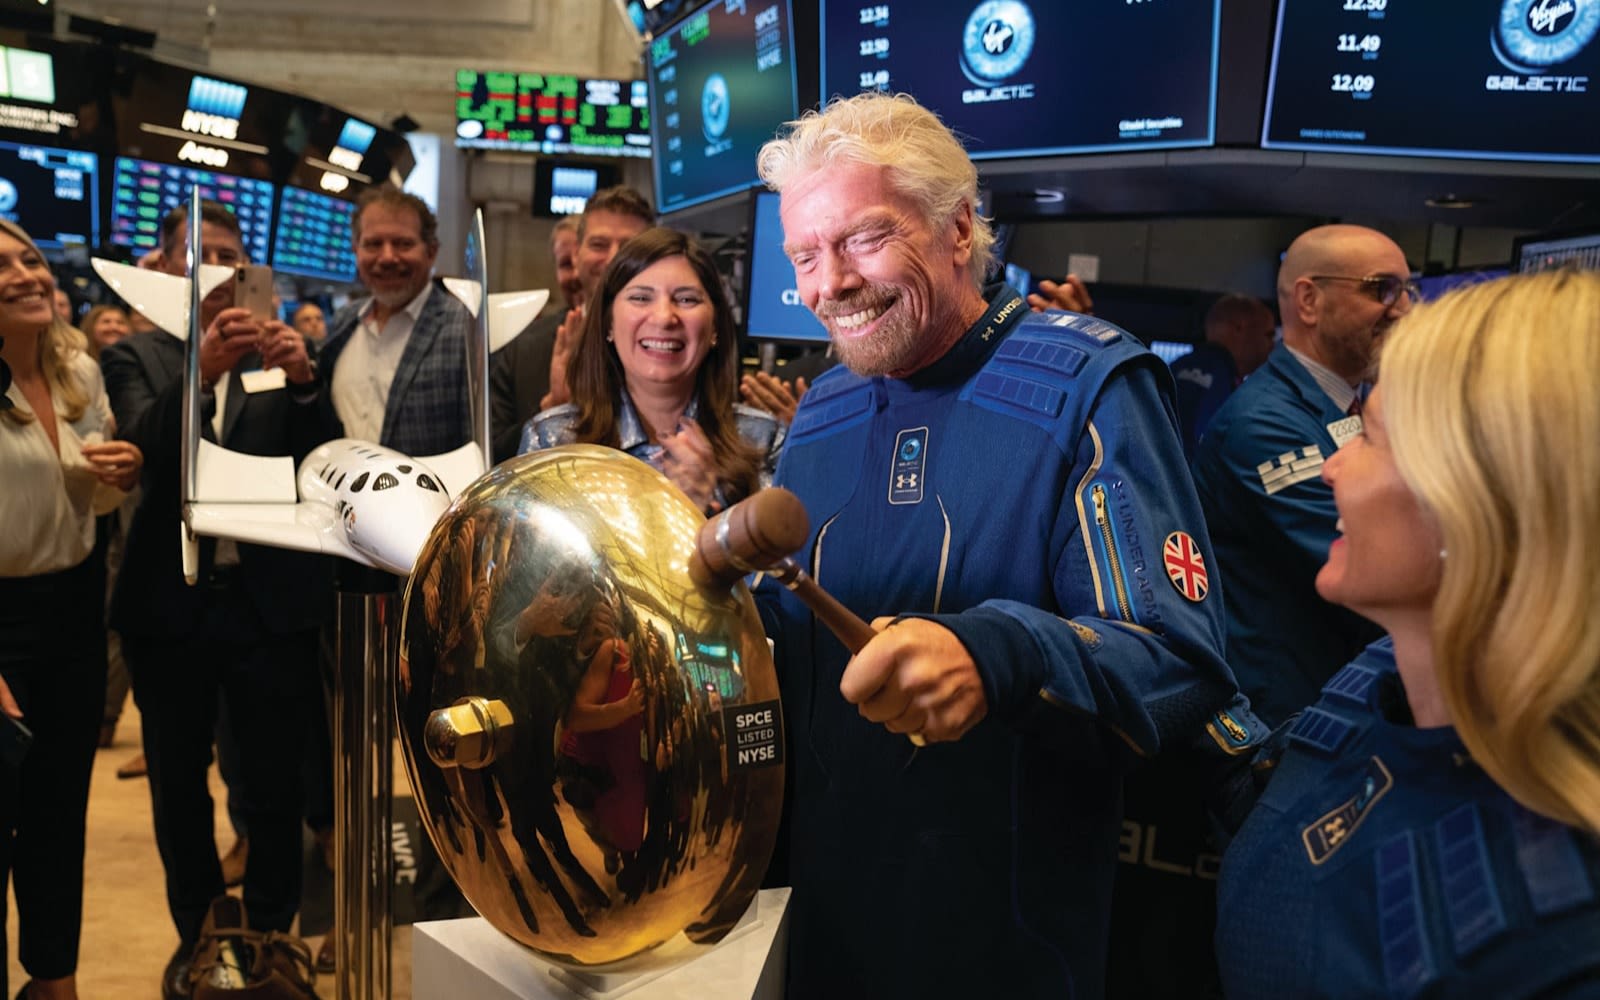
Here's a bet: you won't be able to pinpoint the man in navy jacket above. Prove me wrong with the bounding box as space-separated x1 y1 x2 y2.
1192 224 1415 727
754 92 1234 1000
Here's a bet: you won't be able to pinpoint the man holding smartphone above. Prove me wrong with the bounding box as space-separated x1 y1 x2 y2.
100 201 336 1000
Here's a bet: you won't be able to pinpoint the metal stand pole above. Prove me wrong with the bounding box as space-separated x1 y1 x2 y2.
332 563 399 1000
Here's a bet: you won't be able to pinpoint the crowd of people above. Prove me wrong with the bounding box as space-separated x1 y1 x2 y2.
0 87 1594 1000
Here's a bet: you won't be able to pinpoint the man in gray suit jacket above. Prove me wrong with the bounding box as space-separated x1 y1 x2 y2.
318 188 474 458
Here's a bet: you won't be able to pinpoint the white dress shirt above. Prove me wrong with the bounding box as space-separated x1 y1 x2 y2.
1285 343 1361 414
330 284 432 444
0 352 126 576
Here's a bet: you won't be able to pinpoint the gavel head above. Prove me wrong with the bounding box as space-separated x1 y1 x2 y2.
691 487 811 587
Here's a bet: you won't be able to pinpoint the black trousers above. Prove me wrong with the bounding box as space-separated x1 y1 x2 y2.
0 555 107 993
123 579 320 949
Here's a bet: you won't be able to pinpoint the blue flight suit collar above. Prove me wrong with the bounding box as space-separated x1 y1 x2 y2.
890 283 1028 393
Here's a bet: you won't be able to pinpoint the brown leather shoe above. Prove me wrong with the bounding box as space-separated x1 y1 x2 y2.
220 837 248 888
115 752 147 780
190 895 318 1000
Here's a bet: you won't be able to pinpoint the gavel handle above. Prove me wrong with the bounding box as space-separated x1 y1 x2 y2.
767 558 878 653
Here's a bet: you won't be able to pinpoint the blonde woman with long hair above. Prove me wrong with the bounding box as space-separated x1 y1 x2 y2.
0 218 141 1000
1215 268 1600 999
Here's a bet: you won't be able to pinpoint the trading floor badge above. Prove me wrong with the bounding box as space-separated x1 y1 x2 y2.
889 427 929 505
1162 531 1209 602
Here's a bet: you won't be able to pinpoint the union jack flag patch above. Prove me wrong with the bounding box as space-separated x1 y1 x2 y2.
1163 531 1209 602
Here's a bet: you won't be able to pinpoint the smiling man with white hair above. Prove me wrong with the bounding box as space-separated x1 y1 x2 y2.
754 91 1235 999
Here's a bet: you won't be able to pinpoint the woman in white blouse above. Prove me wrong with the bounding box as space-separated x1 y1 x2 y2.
0 218 141 1000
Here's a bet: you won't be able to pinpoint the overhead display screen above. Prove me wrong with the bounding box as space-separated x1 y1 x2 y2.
272 186 357 283
114 59 283 184
455 71 651 158
745 191 828 342
820 0 1219 158
110 156 275 263
0 139 97 249
648 0 800 214
1262 0 1600 162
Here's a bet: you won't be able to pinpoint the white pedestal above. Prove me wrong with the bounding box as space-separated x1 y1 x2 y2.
412 888 790 1000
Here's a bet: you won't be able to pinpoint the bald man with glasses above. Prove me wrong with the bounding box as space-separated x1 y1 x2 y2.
1191 223 1416 727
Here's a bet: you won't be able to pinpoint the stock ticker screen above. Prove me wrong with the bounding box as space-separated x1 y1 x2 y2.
110 157 274 262
454 71 651 157
272 186 357 283
820 0 1219 158
648 0 800 214
0 140 98 250
1263 0 1600 162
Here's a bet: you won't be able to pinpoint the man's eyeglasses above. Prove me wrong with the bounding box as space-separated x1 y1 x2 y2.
1309 274 1422 308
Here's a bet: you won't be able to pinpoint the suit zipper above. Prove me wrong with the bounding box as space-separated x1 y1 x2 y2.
1092 484 1134 622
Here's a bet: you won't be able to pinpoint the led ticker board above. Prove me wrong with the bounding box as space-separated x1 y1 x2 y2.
1262 0 1600 162
272 186 357 283
111 156 274 263
0 139 98 249
821 0 1219 159
648 0 800 214
455 71 651 157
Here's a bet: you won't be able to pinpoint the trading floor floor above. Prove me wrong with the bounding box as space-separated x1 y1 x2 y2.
5 705 416 1000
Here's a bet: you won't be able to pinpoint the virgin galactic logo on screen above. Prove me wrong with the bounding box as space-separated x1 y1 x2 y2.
701 72 731 147
960 0 1036 100
1493 0 1598 79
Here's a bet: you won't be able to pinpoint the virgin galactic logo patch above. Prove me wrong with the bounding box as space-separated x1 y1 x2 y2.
888 427 928 505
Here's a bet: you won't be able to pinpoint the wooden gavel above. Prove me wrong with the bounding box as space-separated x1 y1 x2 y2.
691 488 877 653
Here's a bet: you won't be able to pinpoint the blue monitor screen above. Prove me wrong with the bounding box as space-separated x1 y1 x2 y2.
111 157 274 263
272 186 357 284
648 0 799 214
1262 0 1600 162
0 140 97 250
1003 262 1031 298
821 0 1219 158
745 190 828 343
1150 340 1196 366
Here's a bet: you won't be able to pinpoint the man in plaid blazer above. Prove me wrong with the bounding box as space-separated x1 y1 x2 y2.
319 188 474 458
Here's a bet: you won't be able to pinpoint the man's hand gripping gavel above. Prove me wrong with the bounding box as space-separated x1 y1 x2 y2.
691 489 989 747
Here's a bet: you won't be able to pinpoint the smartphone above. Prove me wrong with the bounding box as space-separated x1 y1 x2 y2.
0 713 33 768
233 263 275 322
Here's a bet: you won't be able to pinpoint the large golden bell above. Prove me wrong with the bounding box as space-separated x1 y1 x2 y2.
397 445 784 965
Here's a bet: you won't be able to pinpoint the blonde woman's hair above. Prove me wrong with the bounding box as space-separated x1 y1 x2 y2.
756 91 995 286
1378 267 1600 834
0 218 89 426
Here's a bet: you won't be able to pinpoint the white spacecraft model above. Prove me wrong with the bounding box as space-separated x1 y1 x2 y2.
94 205 545 578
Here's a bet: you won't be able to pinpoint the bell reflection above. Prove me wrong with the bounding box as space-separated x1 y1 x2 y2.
398 445 783 966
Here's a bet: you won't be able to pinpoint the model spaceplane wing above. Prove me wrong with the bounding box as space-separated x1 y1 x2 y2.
97 198 523 579
90 259 237 339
